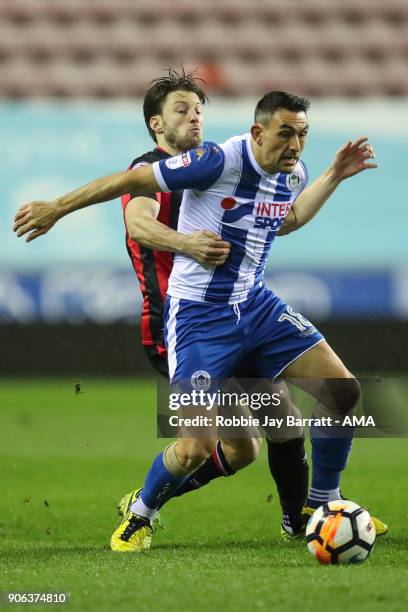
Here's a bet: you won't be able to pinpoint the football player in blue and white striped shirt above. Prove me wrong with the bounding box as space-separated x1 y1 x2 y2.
15 90 387 551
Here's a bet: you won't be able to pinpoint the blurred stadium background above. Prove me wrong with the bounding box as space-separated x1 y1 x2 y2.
1 0 407 377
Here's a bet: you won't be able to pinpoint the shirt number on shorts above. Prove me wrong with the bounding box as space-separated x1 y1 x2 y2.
277 306 312 332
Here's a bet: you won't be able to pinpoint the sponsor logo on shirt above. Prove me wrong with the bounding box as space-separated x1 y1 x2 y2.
221 197 236 210
254 201 292 230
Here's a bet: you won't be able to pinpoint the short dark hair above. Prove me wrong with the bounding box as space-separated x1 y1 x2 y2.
254 91 310 124
143 66 209 142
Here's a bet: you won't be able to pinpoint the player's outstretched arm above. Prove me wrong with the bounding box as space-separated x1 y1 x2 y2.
125 197 230 267
278 137 378 235
13 165 160 242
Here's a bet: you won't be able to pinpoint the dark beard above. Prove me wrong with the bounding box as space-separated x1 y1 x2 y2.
163 126 201 152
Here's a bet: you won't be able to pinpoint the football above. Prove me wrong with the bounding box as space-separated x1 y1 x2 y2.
306 500 376 565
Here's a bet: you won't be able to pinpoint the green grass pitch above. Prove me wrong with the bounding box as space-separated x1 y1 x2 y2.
0 379 407 612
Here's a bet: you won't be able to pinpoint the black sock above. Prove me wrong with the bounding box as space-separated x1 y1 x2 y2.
159 441 235 506
267 437 309 532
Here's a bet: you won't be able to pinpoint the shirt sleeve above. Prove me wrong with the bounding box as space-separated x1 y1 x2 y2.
152 143 225 192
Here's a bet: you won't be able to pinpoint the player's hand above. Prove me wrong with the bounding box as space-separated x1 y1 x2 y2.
13 200 60 242
183 230 231 267
332 137 378 180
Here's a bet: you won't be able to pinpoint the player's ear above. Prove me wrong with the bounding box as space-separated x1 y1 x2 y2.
251 123 263 146
150 115 164 136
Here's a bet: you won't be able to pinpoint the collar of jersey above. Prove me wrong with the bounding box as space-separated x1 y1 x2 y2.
245 133 281 179
156 145 171 156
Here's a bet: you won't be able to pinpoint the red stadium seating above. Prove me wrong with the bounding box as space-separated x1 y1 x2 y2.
0 0 407 98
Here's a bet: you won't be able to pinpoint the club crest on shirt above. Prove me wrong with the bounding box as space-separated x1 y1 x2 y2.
165 152 191 170
286 172 301 191
191 370 211 391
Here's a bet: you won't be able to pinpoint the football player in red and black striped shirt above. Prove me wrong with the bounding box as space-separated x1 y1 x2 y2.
119 68 309 541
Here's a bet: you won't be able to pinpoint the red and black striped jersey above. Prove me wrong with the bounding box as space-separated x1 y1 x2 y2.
121 147 182 351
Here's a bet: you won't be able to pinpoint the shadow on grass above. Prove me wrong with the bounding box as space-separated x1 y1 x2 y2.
2 537 288 562
378 534 408 548
3 538 275 556
148 538 292 555
1 545 108 562
5 534 400 566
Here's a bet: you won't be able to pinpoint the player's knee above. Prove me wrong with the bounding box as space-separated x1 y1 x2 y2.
175 440 213 472
241 437 262 465
177 449 211 472
222 437 262 470
326 377 361 415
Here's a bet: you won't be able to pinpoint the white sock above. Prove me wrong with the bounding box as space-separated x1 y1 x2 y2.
130 497 157 521
308 487 341 508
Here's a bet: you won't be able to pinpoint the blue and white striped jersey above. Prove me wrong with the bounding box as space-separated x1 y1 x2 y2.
152 133 308 304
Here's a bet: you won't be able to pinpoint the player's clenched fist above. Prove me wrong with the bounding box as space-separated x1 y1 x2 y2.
183 230 230 267
13 200 60 242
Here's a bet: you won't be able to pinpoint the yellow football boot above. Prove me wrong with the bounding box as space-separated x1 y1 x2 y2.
110 488 153 553
116 489 141 517
116 488 165 532
110 512 152 553
371 515 388 536
280 525 306 542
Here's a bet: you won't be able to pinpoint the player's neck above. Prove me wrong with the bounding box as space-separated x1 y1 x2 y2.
155 137 182 157
250 138 279 175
